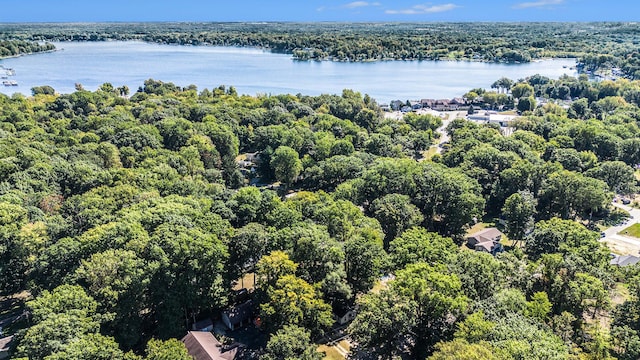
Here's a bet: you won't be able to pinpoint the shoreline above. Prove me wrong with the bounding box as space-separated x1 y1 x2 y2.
0 48 59 61
44 39 576 66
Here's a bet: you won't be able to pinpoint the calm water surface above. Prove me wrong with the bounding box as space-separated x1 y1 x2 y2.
0 41 577 103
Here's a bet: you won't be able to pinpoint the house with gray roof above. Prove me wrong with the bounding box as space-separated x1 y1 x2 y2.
181 331 237 360
610 254 640 267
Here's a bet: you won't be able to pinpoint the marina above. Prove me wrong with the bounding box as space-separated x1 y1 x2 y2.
0 65 16 85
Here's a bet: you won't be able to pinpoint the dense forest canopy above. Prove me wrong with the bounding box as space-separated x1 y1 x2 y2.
0 72 640 359
1 22 639 77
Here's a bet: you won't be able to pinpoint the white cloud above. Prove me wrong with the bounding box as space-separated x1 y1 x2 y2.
343 1 382 9
385 3 459 15
513 0 564 9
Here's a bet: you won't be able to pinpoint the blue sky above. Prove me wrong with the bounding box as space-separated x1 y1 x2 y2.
1 0 636 22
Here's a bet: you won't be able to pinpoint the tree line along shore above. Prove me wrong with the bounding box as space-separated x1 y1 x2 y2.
0 22 638 77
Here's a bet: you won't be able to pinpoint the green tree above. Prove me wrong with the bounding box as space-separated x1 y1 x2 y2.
388 227 457 270
538 170 611 220
567 273 610 318
260 274 333 336
517 96 536 112
263 325 323 360
73 249 150 348
256 251 298 288
586 161 637 195
428 339 501 360
525 218 610 267
454 311 496 343
271 146 302 188
511 83 534 98
369 193 424 247
17 315 103 359
501 190 537 243
348 285 418 358
28 284 99 322
146 224 227 338
228 186 264 226
17 285 102 359
350 262 467 358
228 223 269 282
45 334 131 360
144 338 191 360
525 292 553 322
344 234 386 294
450 251 504 301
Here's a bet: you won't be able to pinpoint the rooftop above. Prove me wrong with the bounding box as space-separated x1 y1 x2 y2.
182 331 237 360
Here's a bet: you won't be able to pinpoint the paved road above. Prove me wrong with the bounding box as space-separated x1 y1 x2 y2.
601 202 640 255
433 111 467 154
434 118 452 154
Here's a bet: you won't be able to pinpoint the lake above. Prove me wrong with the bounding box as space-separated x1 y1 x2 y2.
0 41 577 104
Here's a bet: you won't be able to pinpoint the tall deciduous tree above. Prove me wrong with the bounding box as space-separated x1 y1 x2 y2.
145 338 192 360
270 146 302 188
344 234 386 294
369 193 424 247
256 251 298 289
388 227 457 269
502 190 537 242
260 274 333 336
263 325 323 360
349 262 467 358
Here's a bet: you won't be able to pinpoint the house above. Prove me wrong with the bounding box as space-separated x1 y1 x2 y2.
192 318 214 332
451 97 467 107
467 228 504 255
236 152 260 169
432 99 451 111
221 300 253 331
334 308 357 326
245 152 260 163
467 113 517 127
610 254 640 267
409 100 423 110
380 104 390 112
390 100 404 111
421 99 435 108
181 331 237 360
466 228 503 247
0 336 13 360
400 105 412 113
474 241 504 254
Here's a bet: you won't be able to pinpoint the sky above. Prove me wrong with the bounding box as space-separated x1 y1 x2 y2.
0 0 637 22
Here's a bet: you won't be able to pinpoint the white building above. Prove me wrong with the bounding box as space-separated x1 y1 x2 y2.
467 113 518 127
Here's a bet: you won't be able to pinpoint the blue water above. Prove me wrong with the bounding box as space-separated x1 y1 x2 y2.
0 41 577 104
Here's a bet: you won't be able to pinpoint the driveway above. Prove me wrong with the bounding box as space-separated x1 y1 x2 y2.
601 202 640 255
433 111 467 154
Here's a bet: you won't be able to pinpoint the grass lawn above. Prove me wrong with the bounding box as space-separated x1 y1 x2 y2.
318 345 345 360
318 340 350 360
466 222 487 235
232 273 256 291
618 223 640 238
422 146 438 160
